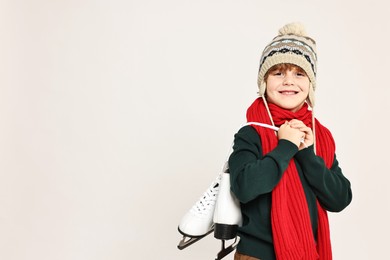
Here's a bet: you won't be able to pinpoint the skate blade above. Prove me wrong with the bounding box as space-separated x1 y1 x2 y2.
177 229 214 250
215 237 240 260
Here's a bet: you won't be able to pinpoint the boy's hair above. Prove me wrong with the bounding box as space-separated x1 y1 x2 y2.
264 63 307 81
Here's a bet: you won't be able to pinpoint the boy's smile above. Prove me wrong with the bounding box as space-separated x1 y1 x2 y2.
265 67 310 112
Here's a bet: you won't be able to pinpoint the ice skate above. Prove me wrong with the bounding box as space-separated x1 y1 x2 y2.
213 163 242 259
177 174 221 250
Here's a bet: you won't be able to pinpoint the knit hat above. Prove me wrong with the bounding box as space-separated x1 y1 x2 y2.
257 22 318 107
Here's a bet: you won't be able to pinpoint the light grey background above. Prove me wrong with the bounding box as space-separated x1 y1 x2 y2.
1 0 389 259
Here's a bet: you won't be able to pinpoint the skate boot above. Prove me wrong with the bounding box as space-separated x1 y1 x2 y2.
213 163 242 260
177 174 221 250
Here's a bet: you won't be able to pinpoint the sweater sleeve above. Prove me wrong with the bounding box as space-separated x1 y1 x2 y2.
295 146 352 212
228 126 299 203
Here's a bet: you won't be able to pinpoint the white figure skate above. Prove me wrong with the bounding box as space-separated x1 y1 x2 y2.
213 162 242 260
178 122 278 256
177 174 221 249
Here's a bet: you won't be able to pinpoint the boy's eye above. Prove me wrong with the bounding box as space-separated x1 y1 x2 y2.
273 71 283 76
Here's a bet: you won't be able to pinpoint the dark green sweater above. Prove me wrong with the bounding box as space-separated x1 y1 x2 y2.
228 126 352 260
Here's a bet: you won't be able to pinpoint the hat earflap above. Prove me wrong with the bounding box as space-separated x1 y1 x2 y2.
258 80 266 97
307 82 315 108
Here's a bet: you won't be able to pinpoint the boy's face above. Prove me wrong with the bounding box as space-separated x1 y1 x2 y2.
265 66 310 112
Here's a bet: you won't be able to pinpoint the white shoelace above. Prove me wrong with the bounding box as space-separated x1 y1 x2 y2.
244 122 306 147
244 122 279 131
191 175 221 215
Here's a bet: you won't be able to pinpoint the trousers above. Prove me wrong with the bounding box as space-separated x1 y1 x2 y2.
234 251 260 260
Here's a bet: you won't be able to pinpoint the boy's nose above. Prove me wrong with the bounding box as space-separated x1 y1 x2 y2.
283 75 294 85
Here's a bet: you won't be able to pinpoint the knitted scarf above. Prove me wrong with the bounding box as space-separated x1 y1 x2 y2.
246 98 334 260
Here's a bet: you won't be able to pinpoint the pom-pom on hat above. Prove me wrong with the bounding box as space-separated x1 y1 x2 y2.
257 22 317 107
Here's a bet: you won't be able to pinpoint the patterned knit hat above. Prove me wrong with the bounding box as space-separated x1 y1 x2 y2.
257 22 317 107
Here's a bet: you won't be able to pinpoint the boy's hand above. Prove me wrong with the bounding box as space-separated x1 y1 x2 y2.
288 119 314 150
278 121 305 148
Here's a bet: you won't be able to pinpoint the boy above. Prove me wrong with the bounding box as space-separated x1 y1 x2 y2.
229 23 352 260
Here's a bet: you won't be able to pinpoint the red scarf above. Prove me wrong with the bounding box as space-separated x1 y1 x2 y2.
246 98 334 260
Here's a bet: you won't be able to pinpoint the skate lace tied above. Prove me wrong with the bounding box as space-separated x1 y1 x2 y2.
191 175 221 215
